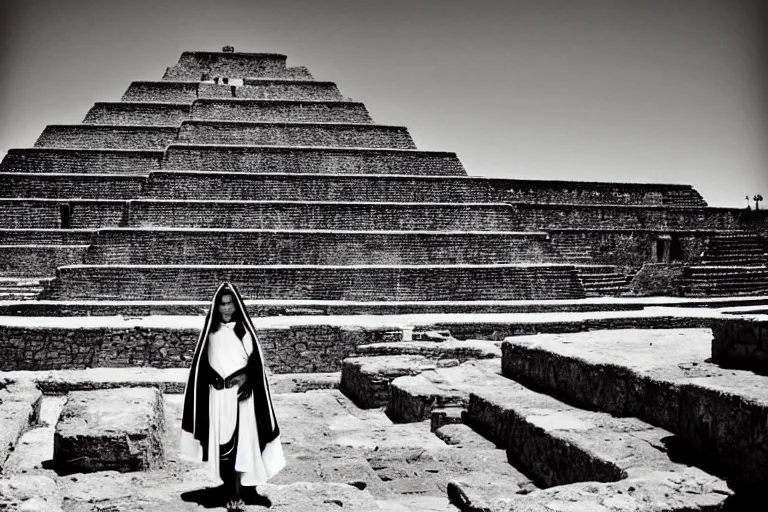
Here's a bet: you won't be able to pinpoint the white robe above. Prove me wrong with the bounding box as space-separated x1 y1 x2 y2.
205 322 285 486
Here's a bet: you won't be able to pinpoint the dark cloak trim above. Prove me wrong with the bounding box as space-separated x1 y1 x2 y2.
181 282 280 461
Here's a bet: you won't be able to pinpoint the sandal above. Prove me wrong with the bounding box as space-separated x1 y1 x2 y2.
226 499 246 511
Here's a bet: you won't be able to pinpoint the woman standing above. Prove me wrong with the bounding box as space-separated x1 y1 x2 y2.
180 282 285 511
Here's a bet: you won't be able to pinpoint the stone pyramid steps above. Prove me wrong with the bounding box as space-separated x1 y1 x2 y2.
576 266 630 296
125 200 518 230
0 199 125 229
495 180 708 208
700 234 766 266
0 172 143 199
682 265 768 296
160 51 312 81
0 229 95 245
0 148 163 174
82 102 192 125
162 144 466 175
40 263 586 301
0 277 53 300
510 203 740 231
0 198 517 230
176 120 416 148
0 245 88 277
83 99 373 126
190 99 373 123
121 79 345 103
83 228 561 265
34 125 178 150
141 171 493 201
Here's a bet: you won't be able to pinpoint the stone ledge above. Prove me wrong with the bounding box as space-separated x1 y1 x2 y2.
501 328 768 493
0 378 43 471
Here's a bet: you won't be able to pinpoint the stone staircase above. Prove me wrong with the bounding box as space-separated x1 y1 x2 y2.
337 327 764 510
699 233 767 266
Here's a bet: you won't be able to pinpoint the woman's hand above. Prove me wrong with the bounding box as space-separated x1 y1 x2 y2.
232 374 252 402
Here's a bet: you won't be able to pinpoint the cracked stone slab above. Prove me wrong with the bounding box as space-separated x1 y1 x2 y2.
53 387 165 473
501 328 768 493
448 470 731 512
0 378 42 471
0 474 63 512
434 423 496 449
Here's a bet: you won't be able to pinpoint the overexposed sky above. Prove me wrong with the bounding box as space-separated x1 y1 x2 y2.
1 0 766 207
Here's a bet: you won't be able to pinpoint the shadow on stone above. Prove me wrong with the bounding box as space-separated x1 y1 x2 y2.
180 485 272 509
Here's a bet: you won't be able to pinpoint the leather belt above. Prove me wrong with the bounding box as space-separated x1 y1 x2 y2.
209 366 248 390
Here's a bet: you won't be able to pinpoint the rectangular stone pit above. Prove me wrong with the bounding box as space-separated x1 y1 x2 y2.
53 387 165 474
711 315 768 373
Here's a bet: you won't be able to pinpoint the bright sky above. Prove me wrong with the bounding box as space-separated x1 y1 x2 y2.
1 0 766 207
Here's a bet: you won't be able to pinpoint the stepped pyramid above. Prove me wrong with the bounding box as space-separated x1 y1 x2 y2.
1 48 766 310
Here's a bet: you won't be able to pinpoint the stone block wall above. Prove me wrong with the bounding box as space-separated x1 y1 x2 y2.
1 173 143 199
492 179 706 207
0 317 716 373
0 200 65 228
175 121 416 148
711 317 768 373
125 201 516 230
0 245 87 276
162 51 312 80
0 229 95 245
628 263 687 296
35 126 179 150
122 81 200 103
83 103 192 126
162 145 466 176
121 80 344 103
238 80 343 100
1 200 126 229
190 99 372 123
508 204 741 231
548 230 716 267
141 172 494 202
85 229 559 265
43 264 585 301
0 149 163 174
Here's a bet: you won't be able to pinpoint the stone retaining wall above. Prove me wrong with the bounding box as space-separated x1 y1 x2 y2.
43 264 585 301
0 245 87 276
0 316 717 373
508 203 741 230
0 149 163 174
492 179 706 207
35 126 178 150
176 121 416 148
141 172 494 201
161 145 465 175
85 229 558 265
82 103 191 126
0 173 143 199
0 229 95 245
161 51 312 80
190 99 372 123
121 80 344 102
125 201 516 230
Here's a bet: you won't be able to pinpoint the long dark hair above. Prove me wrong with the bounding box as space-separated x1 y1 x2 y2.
209 286 247 340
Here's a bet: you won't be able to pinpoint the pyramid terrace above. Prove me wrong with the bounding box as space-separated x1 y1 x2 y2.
1 48 767 510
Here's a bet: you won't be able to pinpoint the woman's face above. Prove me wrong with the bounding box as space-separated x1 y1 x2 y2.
218 293 236 322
